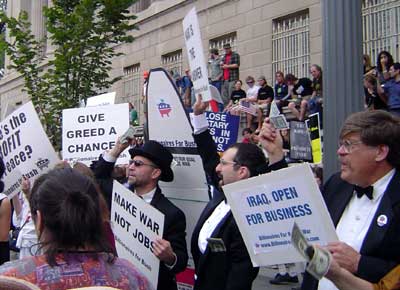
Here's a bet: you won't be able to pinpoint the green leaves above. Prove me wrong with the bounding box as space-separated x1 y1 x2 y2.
0 0 137 149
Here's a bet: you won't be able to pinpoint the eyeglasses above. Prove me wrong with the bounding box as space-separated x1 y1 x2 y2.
219 159 239 166
246 81 254 84
338 140 363 153
129 159 158 168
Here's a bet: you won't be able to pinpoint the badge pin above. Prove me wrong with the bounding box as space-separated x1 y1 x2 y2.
377 214 388 227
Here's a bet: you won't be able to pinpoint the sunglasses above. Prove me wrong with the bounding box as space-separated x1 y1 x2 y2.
129 159 158 168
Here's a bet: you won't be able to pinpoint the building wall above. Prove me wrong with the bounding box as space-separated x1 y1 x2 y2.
0 0 322 120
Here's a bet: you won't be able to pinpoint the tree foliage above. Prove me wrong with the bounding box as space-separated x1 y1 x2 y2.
0 0 137 149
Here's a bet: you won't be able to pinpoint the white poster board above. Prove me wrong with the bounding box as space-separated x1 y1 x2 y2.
182 7 211 102
62 103 129 165
223 163 338 266
111 181 164 290
0 102 59 198
86 92 116 107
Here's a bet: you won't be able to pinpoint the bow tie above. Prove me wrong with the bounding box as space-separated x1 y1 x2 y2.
354 185 374 200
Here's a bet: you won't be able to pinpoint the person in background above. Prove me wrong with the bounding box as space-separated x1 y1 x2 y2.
364 74 387 110
224 80 246 115
375 50 394 84
0 158 10 265
378 62 400 116
363 54 375 75
221 43 240 106
129 102 138 126
274 71 289 111
0 168 152 290
241 127 252 143
208 48 223 93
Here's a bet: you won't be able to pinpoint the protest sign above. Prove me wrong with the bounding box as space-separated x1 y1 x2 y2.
306 113 322 164
205 112 239 152
290 121 312 161
0 102 59 198
183 7 211 102
147 68 209 202
223 163 337 266
62 103 129 165
111 181 164 290
86 92 116 107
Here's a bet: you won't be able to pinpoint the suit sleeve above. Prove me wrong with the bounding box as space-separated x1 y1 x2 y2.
225 220 259 290
164 208 188 274
90 155 116 179
357 255 398 283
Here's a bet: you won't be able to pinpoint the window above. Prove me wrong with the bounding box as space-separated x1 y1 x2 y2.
209 32 237 55
272 10 310 81
161 50 182 76
123 63 141 113
129 0 152 14
362 0 400 64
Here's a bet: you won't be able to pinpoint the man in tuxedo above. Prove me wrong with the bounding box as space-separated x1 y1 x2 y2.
189 97 287 290
300 110 400 290
91 140 188 290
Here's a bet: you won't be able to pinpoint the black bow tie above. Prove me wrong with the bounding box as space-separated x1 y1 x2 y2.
354 185 374 200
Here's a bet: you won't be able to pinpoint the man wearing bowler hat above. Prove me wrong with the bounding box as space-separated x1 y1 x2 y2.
92 139 188 290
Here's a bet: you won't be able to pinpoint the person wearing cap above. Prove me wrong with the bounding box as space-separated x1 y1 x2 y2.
221 43 240 107
91 139 188 290
190 96 287 290
208 48 223 93
0 157 10 265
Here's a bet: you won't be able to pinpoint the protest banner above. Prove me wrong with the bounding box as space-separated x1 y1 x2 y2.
62 103 129 165
223 163 337 266
290 121 312 161
147 68 209 202
183 7 211 102
306 113 322 164
205 112 239 152
0 102 59 198
111 181 164 290
86 92 116 107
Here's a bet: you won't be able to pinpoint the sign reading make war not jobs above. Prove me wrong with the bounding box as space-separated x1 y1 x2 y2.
223 163 338 267
183 7 211 102
111 181 165 290
0 101 59 198
62 103 130 165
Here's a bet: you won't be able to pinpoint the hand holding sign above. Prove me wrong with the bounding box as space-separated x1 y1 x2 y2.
259 118 284 163
153 238 176 266
193 94 209 116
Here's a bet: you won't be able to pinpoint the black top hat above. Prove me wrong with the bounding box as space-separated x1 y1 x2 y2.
129 140 174 182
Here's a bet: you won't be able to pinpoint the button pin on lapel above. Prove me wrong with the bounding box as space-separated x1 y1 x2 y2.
377 214 388 227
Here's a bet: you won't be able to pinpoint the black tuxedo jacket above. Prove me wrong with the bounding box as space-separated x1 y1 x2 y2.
91 157 188 290
192 130 287 290
301 171 400 290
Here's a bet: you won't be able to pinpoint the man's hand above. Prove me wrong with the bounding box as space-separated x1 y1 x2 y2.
327 242 361 274
21 177 31 199
109 137 130 159
192 94 209 116
153 238 176 266
259 118 284 164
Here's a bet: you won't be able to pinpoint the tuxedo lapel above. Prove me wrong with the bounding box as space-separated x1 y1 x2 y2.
326 182 354 226
361 171 400 254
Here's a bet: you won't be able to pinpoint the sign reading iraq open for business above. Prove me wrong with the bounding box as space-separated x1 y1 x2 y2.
223 163 337 266
111 181 165 290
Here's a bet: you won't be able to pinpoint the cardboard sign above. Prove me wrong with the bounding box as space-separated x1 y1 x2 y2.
111 181 164 290
62 104 129 165
306 113 322 164
86 92 116 107
223 163 337 266
205 112 239 152
290 121 312 161
183 7 211 101
0 102 59 197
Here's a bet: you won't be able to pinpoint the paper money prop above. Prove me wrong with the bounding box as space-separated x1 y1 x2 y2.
291 222 332 280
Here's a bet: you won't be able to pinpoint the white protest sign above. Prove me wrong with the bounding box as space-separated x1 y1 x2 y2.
0 102 59 198
223 163 337 266
62 103 129 165
86 92 116 107
111 181 164 290
147 68 209 202
183 7 212 102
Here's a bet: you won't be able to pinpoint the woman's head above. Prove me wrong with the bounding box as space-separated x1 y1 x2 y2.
30 168 110 265
377 51 394 72
234 80 243 90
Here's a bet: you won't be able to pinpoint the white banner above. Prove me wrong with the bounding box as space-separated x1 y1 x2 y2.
0 102 59 198
62 103 129 165
86 92 116 107
111 181 164 290
183 7 211 102
223 163 338 266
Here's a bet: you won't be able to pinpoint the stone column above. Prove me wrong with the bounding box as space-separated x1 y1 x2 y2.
31 0 47 55
322 0 363 180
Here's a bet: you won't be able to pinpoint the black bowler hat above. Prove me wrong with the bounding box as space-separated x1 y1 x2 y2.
129 140 174 182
